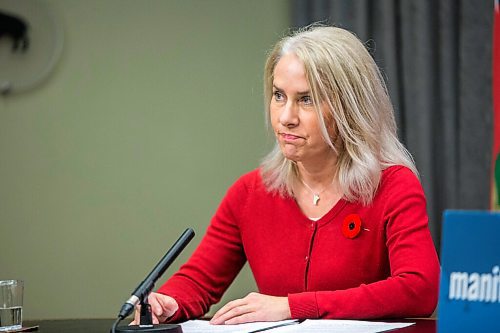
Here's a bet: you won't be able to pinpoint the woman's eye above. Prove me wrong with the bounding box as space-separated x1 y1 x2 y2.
273 91 284 101
301 96 313 105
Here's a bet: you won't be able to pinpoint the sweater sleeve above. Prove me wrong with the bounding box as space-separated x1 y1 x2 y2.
157 176 249 322
288 167 440 319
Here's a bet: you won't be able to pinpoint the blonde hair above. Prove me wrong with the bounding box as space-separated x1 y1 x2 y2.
260 25 417 205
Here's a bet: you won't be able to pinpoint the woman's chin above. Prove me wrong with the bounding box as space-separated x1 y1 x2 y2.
282 152 300 163
279 145 303 162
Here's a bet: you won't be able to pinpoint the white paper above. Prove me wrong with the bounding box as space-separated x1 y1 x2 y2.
270 319 415 333
180 319 299 333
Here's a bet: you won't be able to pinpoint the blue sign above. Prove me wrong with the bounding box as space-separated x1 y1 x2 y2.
438 210 500 332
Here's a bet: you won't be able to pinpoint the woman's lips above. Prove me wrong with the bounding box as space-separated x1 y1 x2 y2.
280 133 304 141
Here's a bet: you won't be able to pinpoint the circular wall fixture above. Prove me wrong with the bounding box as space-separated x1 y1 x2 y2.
0 0 64 95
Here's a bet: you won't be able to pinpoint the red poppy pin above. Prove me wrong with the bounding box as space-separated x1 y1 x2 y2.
342 214 362 239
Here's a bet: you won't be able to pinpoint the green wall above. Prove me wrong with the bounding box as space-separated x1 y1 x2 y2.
0 0 289 320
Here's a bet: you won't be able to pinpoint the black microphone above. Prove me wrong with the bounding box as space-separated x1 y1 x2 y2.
113 228 195 333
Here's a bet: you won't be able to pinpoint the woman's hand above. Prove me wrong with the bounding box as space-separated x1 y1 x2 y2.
210 292 291 325
130 292 179 325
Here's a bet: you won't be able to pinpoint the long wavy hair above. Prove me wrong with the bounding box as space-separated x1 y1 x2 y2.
260 25 417 205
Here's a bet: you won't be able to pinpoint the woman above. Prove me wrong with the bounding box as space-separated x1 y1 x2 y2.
133 25 440 324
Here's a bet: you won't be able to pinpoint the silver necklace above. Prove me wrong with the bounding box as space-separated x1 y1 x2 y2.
300 178 331 206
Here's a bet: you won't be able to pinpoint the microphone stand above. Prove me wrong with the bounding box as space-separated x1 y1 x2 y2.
113 298 182 332
111 228 195 333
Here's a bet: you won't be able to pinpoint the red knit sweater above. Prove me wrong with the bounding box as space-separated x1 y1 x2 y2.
158 165 440 321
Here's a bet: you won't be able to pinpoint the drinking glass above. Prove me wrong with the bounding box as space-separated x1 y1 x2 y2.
0 280 23 332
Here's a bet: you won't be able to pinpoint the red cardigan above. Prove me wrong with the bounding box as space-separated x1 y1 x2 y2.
158 165 440 321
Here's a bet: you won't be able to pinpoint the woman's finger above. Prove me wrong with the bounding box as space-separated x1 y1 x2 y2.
130 303 141 325
212 303 253 325
148 294 164 318
224 312 257 325
210 298 247 324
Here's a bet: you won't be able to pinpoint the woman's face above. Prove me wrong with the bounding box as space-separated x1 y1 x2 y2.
270 53 335 163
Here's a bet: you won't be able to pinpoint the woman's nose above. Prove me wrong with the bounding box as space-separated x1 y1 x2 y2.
279 102 299 127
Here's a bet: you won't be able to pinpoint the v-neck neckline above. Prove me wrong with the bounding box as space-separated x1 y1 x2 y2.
287 195 348 227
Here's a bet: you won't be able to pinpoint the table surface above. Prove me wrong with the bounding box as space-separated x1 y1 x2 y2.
23 318 436 333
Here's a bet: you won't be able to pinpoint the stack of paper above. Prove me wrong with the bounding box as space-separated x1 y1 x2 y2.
180 319 414 333
180 319 298 333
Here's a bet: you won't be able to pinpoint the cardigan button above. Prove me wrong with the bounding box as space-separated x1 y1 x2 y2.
305 256 309 261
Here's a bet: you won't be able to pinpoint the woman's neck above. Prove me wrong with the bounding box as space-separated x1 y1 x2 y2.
295 155 338 189
293 156 343 217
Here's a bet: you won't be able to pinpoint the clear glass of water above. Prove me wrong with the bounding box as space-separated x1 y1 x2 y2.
0 280 23 332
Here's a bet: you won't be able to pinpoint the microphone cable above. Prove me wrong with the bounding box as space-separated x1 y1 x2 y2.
111 315 122 333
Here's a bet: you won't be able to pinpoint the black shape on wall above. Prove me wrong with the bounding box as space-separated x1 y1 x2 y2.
0 10 29 52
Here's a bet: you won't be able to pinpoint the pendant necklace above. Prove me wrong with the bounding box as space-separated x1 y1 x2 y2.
300 178 331 206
